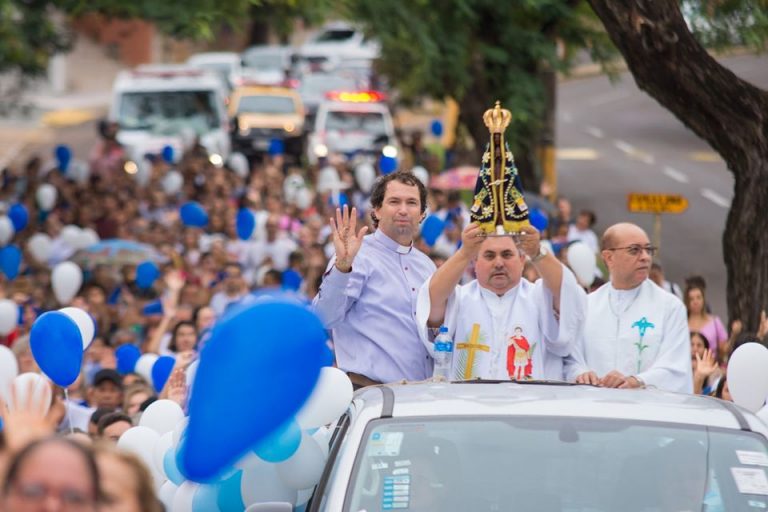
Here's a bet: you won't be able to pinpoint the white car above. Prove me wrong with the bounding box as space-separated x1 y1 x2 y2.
240 45 292 86
109 65 231 162
307 92 397 166
294 21 379 75
186 52 242 92
307 382 768 511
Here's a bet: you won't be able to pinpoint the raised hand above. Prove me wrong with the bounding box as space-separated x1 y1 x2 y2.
695 349 719 378
458 223 485 259
517 226 542 260
165 368 188 407
165 270 186 292
330 205 368 273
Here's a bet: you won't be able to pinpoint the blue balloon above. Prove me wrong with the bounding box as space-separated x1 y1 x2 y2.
55 145 72 173
216 471 245 512
268 138 284 156
136 261 160 289
164 447 185 485
30 311 83 386
431 119 444 137
235 209 255 241
116 344 141 374
142 300 163 316
530 208 549 232
421 215 446 247
8 204 28 232
180 202 209 228
180 300 330 481
0 245 22 280
282 269 302 291
379 155 397 175
151 355 176 392
254 418 302 463
162 145 175 164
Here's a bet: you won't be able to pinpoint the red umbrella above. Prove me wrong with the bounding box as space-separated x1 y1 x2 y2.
429 166 479 191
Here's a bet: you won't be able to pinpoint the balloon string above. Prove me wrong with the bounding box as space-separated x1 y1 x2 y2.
63 388 74 435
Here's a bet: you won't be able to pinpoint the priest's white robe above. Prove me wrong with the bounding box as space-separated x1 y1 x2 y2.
564 280 692 393
416 267 586 381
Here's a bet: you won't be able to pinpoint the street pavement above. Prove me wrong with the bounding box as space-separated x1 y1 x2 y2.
557 53 768 318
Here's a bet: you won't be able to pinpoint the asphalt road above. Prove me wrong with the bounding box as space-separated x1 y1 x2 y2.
556 53 768 319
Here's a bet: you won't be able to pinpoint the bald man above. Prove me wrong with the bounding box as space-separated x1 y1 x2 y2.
565 223 692 392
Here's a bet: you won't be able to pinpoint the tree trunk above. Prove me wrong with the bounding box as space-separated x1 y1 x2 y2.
588 0 768 331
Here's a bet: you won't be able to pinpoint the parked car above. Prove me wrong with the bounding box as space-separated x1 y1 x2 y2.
306 381 768 511
228 84 305 158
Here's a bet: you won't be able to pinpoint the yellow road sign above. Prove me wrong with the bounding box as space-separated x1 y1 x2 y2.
627 193 689 214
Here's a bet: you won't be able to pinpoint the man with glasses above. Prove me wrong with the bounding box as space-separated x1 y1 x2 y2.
565 222 692 392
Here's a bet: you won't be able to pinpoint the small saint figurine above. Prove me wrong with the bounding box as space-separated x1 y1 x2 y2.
470 101 531 235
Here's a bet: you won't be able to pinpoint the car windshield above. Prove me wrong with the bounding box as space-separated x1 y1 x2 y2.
346 417 768 512
237 95 295 115
118 90 219 134
325 111 385 135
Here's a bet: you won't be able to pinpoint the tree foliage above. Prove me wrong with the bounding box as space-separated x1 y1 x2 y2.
344 0 618 186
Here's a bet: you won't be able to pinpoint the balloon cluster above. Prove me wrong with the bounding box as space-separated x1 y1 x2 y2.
115 300 351 512
29 307 95 386
114 345 176 393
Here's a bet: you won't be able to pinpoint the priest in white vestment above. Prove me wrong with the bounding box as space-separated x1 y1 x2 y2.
564 223 692 393
416 223 586 381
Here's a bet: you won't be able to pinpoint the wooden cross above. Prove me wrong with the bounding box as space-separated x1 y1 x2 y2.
456 323 490 380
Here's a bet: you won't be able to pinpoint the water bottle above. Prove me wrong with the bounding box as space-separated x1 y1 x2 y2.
432 326 454 380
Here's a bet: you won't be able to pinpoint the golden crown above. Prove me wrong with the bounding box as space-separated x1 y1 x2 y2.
483 101 512 134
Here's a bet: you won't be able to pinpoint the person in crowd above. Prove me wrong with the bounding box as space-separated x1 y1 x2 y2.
566 222 692 392
1 437 104 512
566 209 599 254
418 222 586 380
88 408 115 437
88 369 124 410
690 332 722 395
685 284 729 361
313 171 436 388
649 262 682 299
209 262 248 316
96 412 133 442
123 382 154 418
94 444 164 512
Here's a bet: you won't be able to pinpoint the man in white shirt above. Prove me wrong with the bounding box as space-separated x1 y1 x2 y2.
565 223 692 392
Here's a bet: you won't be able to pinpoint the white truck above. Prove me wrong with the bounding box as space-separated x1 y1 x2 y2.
109 65 231 163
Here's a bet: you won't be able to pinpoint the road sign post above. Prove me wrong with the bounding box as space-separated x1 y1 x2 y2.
627 193 689 257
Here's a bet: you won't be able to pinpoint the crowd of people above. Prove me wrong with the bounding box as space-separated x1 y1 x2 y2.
0 117 762 509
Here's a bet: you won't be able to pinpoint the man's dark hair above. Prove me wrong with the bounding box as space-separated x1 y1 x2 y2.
369 170 427 228
288 251 304 267
89 407 116 426
97 412 133 436
685 275 707 291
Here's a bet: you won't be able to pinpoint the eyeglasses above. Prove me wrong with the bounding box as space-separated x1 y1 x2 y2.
606 244 658 257
10 482 95 509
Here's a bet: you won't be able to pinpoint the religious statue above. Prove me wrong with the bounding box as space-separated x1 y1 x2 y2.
469 101 531 235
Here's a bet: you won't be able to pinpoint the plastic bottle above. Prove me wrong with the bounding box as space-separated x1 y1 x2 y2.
432 326 454 380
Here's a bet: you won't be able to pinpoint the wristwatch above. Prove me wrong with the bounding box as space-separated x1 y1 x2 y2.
531 243 549 263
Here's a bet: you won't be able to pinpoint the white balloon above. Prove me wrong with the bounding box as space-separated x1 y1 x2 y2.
241 460 297 506
172 481 198 512
317 166 343 195
51 261 83 304
58 307 95 350
354 163 376 194
312 426 332 458
162 170 184 195
283 174 305 205
60 225 83 248
757 405 768 427
0 346 19 402
172 416 189 447
236 452 264 471
276 432 327 490
567 241 597 288
68 160 91 185
185 359 199 390
139 399 185 435
158 481 178 511
295 188 313 210
8 373 51 415
154 431 174 476
228 152 250 178
296 367 353 429
135 159 151 187
27 233 53 264
36 184 57 211
246 503 293 512
0 299 19 335
118 426 161 473
78 228 100 249
411 165 429 188
0 216 15 246
135 353 159 385
728 343 768 412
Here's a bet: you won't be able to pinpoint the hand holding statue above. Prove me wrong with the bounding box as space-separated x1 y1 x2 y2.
330 205 369 273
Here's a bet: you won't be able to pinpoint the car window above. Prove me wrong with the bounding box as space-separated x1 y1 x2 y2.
310 413 351 512
242 52 285 70
314 29 356 43
236 95 296 115
345 417 768 512
325 111 385 135
119 90 220 134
